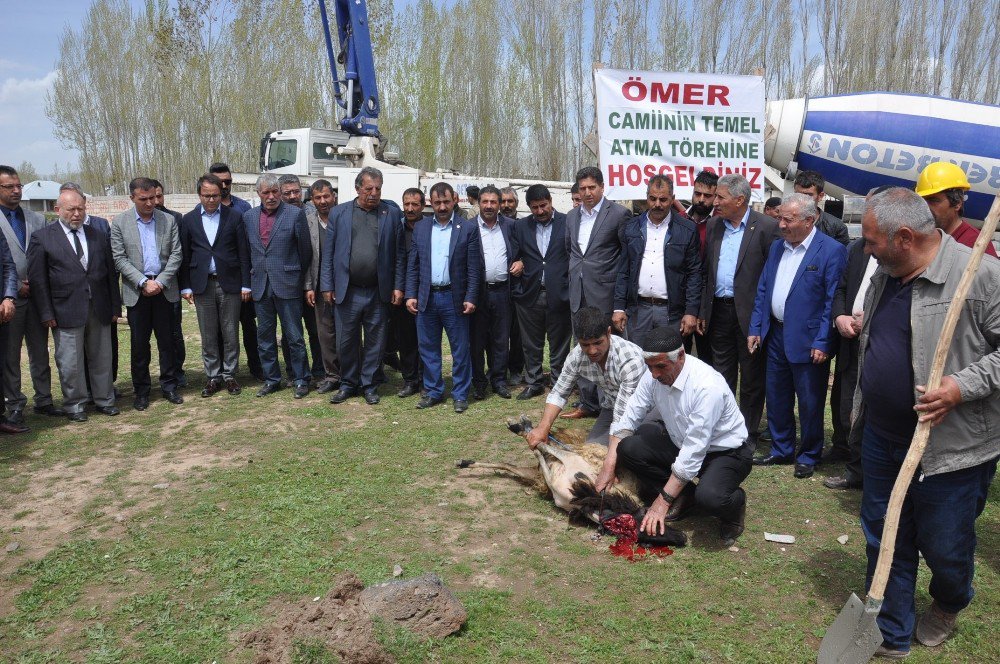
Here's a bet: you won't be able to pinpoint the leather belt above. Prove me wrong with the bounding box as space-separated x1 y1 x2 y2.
714 296 735 304
486 281 507 290
638 296 668 306
430 284 451 292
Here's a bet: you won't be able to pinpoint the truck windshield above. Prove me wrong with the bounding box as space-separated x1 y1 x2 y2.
266 139 297 169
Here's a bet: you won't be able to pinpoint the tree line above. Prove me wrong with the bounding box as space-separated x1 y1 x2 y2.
44 0 1000 194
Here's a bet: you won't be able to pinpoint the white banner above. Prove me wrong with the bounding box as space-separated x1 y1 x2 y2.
594 69 766 201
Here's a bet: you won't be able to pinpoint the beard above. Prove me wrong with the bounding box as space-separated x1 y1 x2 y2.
690 202 713 217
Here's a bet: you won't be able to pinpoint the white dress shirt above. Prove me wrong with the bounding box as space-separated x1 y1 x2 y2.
577 197 604 254
478 217 508 284
59 220 89 270
771 226 817 322
613 355 747 482
852 255 879 316
637 216 669 299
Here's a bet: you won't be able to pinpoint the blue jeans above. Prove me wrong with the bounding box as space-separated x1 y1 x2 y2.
255 285 308 386
860 423 997 650
416 289 472 401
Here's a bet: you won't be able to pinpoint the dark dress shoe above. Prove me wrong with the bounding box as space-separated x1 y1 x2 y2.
330 388 356 404
560 406 598 419
823 474 862 490
201 379 222 398
454 399 469 413
133 396 150 411
665 485 696 522
821 447 852 464
294 384 310 399
794 463 816 479
415 395 444 409
492 383 512 399
256 382 283 397
753 454 794 466
471 385 487 401
95 406 120 416
162 391 184 405
720 501 747 547
316 380 338 394
396 382 420 398
0 420 29 434
67 411 88 423
363 389 380 405
516 385 545 400
6 410 25 426
34 404 66 417
225 378 242 395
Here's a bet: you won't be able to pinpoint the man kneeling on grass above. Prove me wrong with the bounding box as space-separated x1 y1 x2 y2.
599 326 752 547
525 306 647 448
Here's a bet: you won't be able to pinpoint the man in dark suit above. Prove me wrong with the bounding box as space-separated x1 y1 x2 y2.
179 173 251 397
302 179 341 394
0 169 25 433
699 174 780 450
405 182 483 413
470 185 515 400
28 188 121 421
565 166 631 417
111 177 184 411
390 188 425 398
613 174 702 348
320 167 404 405
152 179 188 388
0 164 60 424
509 184 571 401
244 174 313 398
748 193 847 478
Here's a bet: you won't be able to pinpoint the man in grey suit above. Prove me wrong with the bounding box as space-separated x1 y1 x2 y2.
698 174 780 450
564 166 631 418
28 189 121 421
0 165 61 424
244 174 313 398
303 179 340 394
111 177 184 411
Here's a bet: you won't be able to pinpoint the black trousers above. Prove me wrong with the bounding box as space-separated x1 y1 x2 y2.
709 298 765 448
830 360 849 452
516 290 571 388
390 302 422 384
239 299 263 378
508 305 525 378
127 292 179 396
171 299 186 379
472 285 512 388
839 338 864 484
281 294 324 380
617 421 752 523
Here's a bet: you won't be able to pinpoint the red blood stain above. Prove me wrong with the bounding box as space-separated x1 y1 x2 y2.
602 514 673 562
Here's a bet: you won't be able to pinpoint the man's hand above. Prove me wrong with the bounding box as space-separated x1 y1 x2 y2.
611 311 627 332
322 291 334 305
696 318 707 335
142 280 162 297
391 289 403 306
915 376 963 426
640 495 670 536
181 292 194 304
747 335 761 354
509 260 524 277
462 302 476 315
241 290 251 302
0 299 14 324
810 348 828 364
525 428 547 449
594 455 619 493
305 290 315 307
18 281 29 298
679 314 697 336
406 298 418 315
835 314 858 339
42 319 56 328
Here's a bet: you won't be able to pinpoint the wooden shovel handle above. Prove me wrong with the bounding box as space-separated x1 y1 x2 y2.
869 193 1000 601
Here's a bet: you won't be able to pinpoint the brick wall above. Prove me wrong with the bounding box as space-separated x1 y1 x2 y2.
86 195 209 218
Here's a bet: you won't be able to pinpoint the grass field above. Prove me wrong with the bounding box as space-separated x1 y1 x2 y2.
0 310 996 663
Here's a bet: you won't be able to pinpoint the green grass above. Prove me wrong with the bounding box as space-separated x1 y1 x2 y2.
0 311 996 662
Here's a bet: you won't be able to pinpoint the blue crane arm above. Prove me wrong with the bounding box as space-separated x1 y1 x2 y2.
317 0 381 138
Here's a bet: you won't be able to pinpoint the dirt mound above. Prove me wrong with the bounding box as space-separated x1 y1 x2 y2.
238 574 394 664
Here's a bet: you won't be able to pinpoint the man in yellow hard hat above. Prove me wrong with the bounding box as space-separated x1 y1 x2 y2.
916 162 997 257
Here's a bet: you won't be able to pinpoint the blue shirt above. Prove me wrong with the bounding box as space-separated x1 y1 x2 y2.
136 212 161 279
0 205 26 250
535 218 553 286
430 215 454 286
227 195 251 215
714 209 749 297
200 205 221 274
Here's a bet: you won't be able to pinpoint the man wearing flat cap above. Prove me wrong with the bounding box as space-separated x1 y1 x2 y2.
602 326 753 547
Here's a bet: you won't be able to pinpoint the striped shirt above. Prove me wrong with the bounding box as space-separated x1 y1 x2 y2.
546 335 647 421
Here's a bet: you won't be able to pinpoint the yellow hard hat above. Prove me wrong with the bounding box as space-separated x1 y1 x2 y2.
915 161 970 197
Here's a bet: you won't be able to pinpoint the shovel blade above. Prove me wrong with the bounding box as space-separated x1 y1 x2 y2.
818 593 882 664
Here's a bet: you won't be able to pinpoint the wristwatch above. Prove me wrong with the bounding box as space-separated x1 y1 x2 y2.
659 489 676 504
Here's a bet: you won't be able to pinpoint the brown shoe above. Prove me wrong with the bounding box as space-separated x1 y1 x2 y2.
201 379 223 398
225 378 242 395
0 420 29 434
915 601 958 647
560 406 598 419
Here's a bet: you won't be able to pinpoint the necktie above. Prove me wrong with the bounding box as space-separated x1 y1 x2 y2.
7 210 25 250
71 229 84 262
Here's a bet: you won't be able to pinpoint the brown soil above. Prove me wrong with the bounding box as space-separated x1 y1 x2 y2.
238 573 394 664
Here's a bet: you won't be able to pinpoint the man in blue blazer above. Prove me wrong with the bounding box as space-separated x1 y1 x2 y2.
243 174 313 398
320 167 404 405
405 182 484 413
179 173 251 397
613 174 702 348
748 193 847 478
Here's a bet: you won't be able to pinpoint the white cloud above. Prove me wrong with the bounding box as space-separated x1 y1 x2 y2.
0 71 58 104
0 58 25 73
0 70 77 172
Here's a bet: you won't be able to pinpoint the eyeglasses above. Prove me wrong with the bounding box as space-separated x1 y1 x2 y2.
0 184 23 191
200 194 222 200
